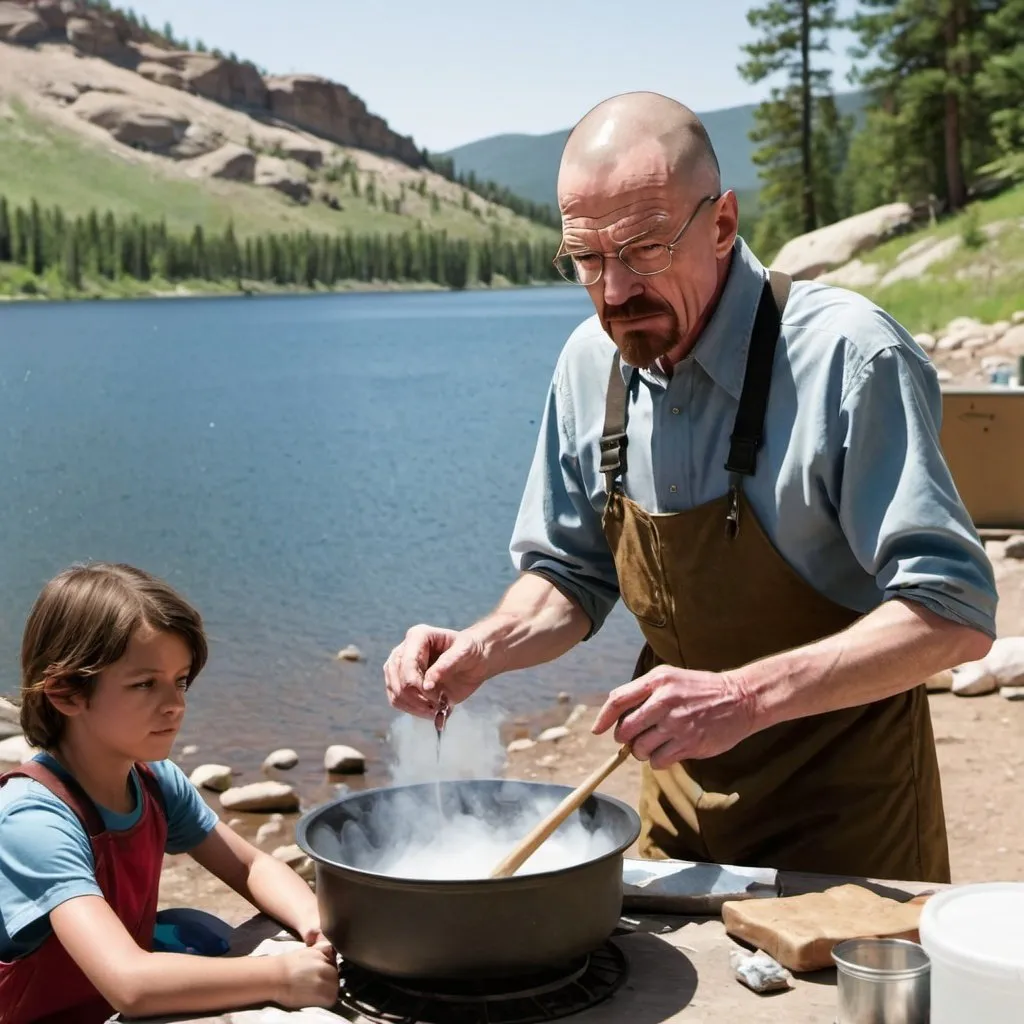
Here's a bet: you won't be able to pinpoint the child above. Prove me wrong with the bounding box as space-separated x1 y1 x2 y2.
0 563 338 1023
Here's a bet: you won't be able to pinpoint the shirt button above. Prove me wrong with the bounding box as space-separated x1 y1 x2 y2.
669 485 678 493
671 407 680 415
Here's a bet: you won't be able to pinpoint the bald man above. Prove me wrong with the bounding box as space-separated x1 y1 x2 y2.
384 92 997 882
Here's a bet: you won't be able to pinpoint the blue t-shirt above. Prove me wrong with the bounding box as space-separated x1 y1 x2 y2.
0 753 219 961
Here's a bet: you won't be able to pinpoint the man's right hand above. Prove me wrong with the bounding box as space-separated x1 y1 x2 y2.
384 624 490 719
277 943 339 1008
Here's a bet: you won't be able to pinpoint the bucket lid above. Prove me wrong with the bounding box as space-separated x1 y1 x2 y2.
919 882 1024 979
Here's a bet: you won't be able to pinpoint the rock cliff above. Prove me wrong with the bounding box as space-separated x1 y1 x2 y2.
0 0 424 167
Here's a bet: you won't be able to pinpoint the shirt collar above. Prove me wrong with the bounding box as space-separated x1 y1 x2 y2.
619 237 769 401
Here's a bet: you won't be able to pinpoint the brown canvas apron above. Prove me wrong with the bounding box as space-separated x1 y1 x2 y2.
599 273 950 883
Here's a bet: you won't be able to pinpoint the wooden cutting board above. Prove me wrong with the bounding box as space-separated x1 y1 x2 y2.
721 883 931 972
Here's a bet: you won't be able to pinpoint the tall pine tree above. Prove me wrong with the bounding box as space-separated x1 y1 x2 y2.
849 0 1005 213
739 0 842 254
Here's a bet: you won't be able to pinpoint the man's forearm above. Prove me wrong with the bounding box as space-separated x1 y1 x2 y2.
736 597 993 730
467 571 592 678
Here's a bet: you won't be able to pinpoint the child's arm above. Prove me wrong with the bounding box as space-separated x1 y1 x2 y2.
49 894 338 1017
188 821 324 942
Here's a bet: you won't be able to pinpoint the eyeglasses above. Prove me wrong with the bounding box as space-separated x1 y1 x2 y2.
552 193 720 286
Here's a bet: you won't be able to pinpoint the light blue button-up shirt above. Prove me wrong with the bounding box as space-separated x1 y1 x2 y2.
509 238 998 639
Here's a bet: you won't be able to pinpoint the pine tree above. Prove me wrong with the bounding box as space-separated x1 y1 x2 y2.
849 0 1003 213
975 0 1024 179
0 197 11 262
62 224 83 291
739 0 841 247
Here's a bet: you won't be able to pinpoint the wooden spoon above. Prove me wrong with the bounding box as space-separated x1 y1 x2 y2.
489 743 632 879
489 744 742 879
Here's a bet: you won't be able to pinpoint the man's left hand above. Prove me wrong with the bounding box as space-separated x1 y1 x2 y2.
591 665 757 769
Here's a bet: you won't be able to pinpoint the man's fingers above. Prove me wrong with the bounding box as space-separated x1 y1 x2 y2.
397 627 433 690
422 637 469 693
591 678 654 735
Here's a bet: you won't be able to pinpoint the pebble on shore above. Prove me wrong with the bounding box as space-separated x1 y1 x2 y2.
263 748 299 770
324 744 366 774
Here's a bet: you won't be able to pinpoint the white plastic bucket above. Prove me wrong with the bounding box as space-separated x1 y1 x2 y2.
918 881 1024 1024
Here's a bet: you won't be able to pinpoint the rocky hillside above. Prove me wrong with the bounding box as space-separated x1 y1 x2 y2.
0 0 554 246
770 181 1024 348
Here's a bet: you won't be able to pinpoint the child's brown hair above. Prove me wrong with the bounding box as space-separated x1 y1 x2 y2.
19 562 208 750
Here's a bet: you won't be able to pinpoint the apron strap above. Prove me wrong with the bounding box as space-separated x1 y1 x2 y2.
3 759 106 837
600 351 630 495
723 269 791 537
724 271 791 477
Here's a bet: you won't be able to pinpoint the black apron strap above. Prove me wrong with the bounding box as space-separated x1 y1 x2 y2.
600 352 630 494
724 270 791 536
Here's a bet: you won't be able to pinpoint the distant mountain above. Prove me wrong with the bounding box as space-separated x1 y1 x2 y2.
442 92 868 210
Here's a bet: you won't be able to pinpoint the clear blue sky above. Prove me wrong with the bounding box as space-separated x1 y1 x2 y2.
127 0 863 153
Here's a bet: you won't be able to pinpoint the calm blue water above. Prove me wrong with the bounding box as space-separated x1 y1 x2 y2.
0 288 643 791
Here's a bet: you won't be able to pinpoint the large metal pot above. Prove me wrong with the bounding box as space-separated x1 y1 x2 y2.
295 778 641 978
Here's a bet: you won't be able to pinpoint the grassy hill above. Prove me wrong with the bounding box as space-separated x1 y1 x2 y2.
0 101 551 245
848 183 1024 334
442 92 867 209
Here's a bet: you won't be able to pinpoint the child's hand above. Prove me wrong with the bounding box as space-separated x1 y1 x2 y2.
277 942 339 1008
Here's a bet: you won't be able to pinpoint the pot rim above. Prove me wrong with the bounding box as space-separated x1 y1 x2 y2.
294 776 642 886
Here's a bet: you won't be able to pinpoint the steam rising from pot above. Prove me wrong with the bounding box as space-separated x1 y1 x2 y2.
309 705 618 880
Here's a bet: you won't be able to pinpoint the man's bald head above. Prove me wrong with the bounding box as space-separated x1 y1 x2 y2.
558 92 721 210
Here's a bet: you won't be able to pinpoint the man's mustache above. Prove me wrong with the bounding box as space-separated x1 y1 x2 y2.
604 298 672 320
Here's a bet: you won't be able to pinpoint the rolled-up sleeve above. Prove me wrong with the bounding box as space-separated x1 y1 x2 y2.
837 343 997 636
509 358 620 637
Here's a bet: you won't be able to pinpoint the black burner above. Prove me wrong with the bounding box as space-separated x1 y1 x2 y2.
337 941 629 1024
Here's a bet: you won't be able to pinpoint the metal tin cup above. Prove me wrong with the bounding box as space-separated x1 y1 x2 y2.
832 938 930 1024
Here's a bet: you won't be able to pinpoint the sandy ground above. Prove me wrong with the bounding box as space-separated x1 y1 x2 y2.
158 548 1024 923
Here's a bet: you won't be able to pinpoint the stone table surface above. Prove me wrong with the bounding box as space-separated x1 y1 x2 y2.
121 870 942 1024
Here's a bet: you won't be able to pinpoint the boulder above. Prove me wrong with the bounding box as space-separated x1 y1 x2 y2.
65 13 134 63
184 142 256 182
169 122 223 160
256 819 285 845
189 763 232 792
136 61 186 90
951 637 1024 696
335 644 364 662
0 2 47 43
507 738 535 753
924 669 954 692
1013 311 1024 326
254 819 284 843
998 324 1024 354
43 80 83 104
0 734 37 765
564 704 590 729
265 75 422 167
220 781 299 813
0 697 21 739
770 203 915 280
263 747 299 770
914 333 937 353
538 726 570 743
70 92 189 153
140 50 266 108
324 744 365 774
878 236 960 287
817 258 881 289
1004 535 1024 560
254 155 311 202
33 0 67 32
273 843 315 881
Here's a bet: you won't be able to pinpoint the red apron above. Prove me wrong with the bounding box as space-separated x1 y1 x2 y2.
0 760 167 1024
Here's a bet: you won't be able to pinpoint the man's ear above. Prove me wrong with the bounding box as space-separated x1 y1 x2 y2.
43 676 87 718
714 190 740 257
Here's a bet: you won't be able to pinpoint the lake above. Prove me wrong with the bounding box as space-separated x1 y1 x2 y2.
0 287 645 794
